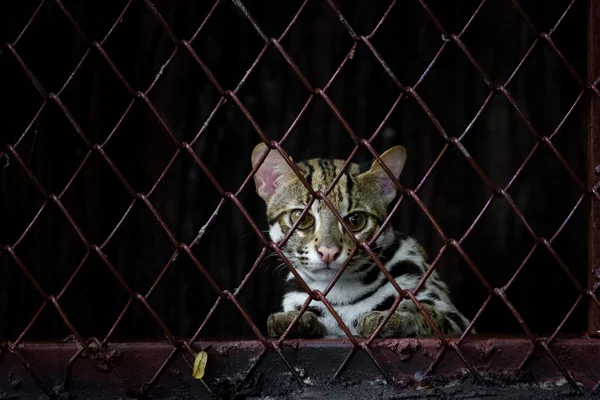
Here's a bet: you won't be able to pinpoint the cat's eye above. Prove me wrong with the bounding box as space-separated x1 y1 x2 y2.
290 209 315 230
344 212 367 231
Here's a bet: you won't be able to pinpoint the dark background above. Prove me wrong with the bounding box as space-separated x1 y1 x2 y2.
0 0 591 340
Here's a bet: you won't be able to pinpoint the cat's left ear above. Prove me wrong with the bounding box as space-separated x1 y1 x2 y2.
364 146 407 204
251 143 294 203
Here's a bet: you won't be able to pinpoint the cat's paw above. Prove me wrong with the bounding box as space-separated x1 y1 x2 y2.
356 311 406 338
267 311 325 338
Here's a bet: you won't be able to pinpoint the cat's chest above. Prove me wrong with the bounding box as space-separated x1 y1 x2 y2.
304 278 373 305
283 279 385 336
318 302 368 337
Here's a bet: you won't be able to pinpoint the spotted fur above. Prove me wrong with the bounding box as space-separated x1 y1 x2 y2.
251 143 472 338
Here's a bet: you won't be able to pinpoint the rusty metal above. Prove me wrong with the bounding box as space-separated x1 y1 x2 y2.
589 0 600 338
0 338 600 398
1 0 600 398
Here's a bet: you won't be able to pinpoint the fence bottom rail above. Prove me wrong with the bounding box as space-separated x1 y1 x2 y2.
1 337 599 399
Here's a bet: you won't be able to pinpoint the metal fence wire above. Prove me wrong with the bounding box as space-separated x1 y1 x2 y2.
2 0 600 398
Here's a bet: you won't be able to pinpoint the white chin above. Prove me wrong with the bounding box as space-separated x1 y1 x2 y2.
305 264 341 279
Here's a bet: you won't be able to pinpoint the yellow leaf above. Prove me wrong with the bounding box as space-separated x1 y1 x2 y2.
192 351 208 380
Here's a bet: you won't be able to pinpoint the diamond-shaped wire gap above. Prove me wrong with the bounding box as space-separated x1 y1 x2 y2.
106 248 220 341
459 200 536 334
6 98 89 195
319 41 402 142
179 1 318 147
101 100 178 194
416 243 490 333
459 95 538 191
185 95 317 198
7 198 87 301
144 152 254 336
368 0 449 86
53 251 131 339
188 185 307 340
99 0 177 91
56 49 135 146
186 1 268 91
145 49 223 145
507 143 584 247
253 4 403 148
502 44 583 139
0 50 46 146
270 96 361 166
275 0 355 89
9 0 90 92
504 245 582 335
421 142 493 239
96 203 185 339
365 90 449 192
59 150 133 249
408 44 492 144
233 46 316 146
513 0 586 86
458 0 542 84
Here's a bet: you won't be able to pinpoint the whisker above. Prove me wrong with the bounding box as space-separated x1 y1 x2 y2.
369 239 405 251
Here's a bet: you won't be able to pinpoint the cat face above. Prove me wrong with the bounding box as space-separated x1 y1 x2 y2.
251 143 406 280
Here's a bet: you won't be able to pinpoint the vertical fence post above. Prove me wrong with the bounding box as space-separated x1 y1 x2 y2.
589 0 600 337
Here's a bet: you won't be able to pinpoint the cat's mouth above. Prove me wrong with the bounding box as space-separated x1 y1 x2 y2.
305 261 349 276
312 265 333 272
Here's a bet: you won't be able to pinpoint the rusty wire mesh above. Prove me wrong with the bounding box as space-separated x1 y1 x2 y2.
1 0 600 397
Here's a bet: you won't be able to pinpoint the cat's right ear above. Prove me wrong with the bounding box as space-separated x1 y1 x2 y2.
251 143 294 203
363 145 407 205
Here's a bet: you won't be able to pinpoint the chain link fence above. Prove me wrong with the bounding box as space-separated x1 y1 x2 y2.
2 0 600 398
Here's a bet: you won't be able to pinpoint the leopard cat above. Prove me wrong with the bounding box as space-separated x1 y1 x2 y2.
250 143 472 338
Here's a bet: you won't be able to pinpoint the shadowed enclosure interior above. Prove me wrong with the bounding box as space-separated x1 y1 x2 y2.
0 0 594 345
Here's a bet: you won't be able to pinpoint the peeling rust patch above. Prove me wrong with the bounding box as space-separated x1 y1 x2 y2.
375 339 421 361
475 338 496 361
423 350 436 359
81 342 122 372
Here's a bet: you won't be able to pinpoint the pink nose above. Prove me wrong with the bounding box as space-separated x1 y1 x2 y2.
317 246 340 263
